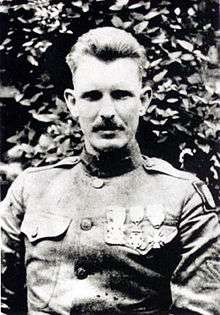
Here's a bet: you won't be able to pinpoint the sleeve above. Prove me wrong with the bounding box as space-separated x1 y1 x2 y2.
170 183 220 315
1 172 28 315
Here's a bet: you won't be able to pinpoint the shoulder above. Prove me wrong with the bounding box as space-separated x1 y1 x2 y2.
26 156 81 174
142 156 195 180
9 156 81 194
142 155 216 210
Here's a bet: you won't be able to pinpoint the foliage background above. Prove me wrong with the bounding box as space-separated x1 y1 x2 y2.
0 0 220 205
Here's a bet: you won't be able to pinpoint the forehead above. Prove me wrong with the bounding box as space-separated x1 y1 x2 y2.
73 55 141 92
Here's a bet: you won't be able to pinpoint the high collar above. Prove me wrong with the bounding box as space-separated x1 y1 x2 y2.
81 143 143 178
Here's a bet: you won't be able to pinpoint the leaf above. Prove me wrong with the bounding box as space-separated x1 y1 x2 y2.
187 73 201 84
170 24 181 30
210 166 218 180
109 0 129 11
27 55 38 66
7 145 23 159
150 58 162 68
211 155 220 168
23 40 35 47
179 148 194 163
167 98 179 103
131 12 145 21
181 54 194 61
169 51 182 60
194 50 209 61
0 5 9 13
144 10 161 20
134 21 149 33
174 7 181 15
151 118 168 125
179 89 187 95
21 144 33 154
35 40 52 54
146 104 156 113
123 21 133 29
153 70 168 82
197 143 210 154
147 27 159 34
60 139 71 152
14 93 24 102
154 92 165 100
152 32 168 44
7 135 19 144
32 113 58 122
156 108 178 117
193 96 207 104
152 130 160 136
174 124 192 135
0 85 18 98
20 99 31 106
158 135 168 143
188 8 195 16
129 2 145 9
17 17 28 24
163 79 172 89
27 129 35 142
33 27 44 34
72 1 82 8
1 38 11 46
39 135 54 148
30 92 43 103
23 28 31 33
177 39 194 52
111 16 124 28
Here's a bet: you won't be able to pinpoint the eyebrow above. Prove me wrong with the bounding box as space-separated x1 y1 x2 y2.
111 89 134 98
80 90 102 99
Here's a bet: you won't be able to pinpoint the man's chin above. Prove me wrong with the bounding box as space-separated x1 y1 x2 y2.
90 138 128 153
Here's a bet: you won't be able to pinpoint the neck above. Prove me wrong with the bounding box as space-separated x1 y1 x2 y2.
81 141 142 178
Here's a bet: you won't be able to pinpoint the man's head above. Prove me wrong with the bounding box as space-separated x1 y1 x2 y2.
64 27 151 154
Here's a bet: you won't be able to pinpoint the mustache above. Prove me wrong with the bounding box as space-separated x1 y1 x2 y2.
92 118 125 132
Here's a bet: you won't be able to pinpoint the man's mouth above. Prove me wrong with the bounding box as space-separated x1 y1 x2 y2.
95 126 123 132
92 125 124 139
93 124 124 132
97 129 118 139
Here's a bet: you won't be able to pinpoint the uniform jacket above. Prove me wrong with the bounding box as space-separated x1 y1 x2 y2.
1 152 220 315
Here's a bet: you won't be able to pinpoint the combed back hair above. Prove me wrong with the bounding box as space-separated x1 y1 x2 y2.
66 27 147 81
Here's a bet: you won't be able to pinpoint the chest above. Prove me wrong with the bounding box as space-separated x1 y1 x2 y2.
22 167 180 261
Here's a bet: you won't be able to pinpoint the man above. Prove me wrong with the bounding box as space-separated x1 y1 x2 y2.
1 27 220 315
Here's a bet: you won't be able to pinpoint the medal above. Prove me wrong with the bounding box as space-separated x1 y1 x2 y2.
104 206 126 245
126 225 144 249
125 206 146 251
129 206 144 224
146 204 165 229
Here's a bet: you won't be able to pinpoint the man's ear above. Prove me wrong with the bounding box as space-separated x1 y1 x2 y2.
139 86 152 116
64 88 79 118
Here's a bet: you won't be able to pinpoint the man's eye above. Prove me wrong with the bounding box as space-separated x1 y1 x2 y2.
111 90 133 100
81 91 102 101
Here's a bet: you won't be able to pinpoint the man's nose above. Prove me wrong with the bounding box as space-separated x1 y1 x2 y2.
99 95 116 119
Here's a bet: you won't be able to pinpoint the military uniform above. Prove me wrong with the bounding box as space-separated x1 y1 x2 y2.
1 148 220 315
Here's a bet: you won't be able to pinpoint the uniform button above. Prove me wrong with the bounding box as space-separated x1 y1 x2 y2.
75 267 88 279
80 218 93 231
91 178 104 189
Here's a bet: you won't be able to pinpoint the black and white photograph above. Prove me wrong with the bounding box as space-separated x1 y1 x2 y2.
1 1 220 314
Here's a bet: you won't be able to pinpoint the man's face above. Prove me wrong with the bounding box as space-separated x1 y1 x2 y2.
66 55 146 153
